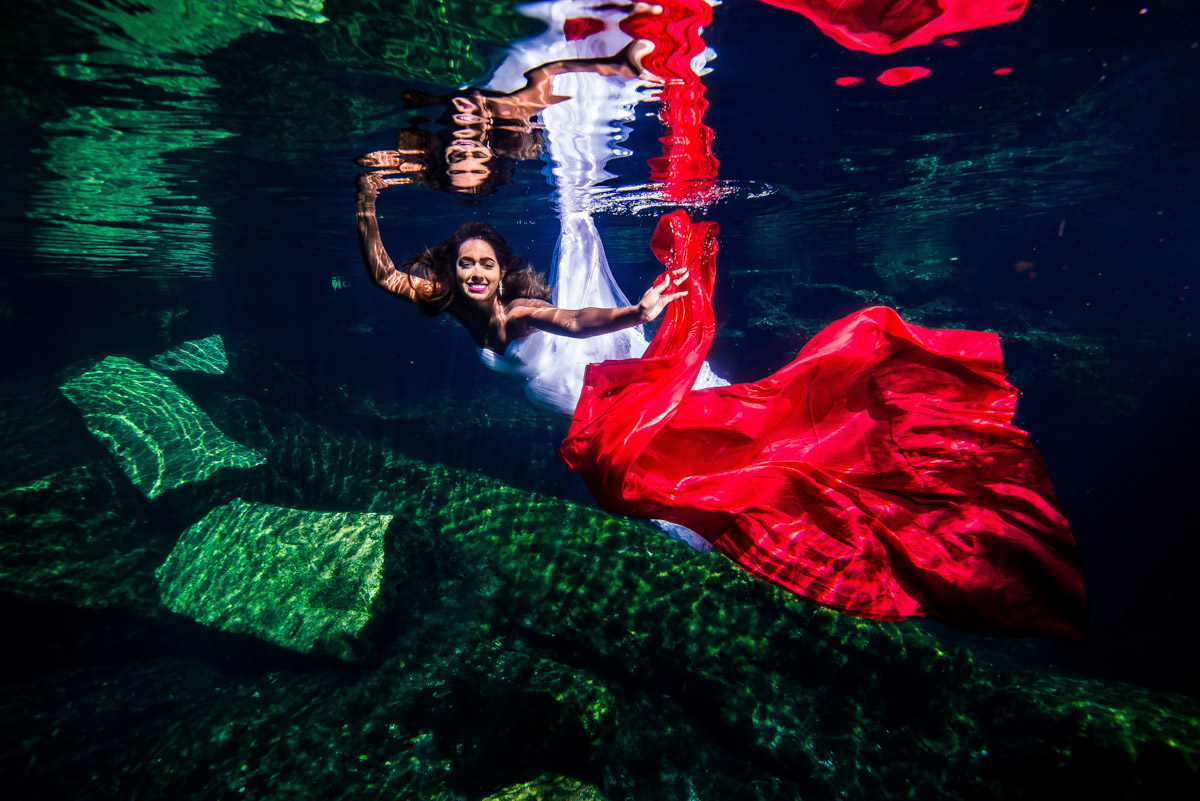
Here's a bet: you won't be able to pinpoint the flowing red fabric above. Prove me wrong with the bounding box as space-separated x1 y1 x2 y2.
561 210 1087 639
752 0 1029 53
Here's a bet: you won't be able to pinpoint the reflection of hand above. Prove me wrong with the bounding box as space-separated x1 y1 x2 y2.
355 170 415 197
355 149 425 169
622 40 663 84
638 266 689 322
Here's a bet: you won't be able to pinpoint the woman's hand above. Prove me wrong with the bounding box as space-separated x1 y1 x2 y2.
637 267 689 322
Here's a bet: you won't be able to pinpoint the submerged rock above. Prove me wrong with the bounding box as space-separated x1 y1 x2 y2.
156 498 396 662
0 464 162 612
149 334 229 374
482 774 607 801
58 356 264 497
4 393 1198 800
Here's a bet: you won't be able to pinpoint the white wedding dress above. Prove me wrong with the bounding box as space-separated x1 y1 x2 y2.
478 1 724 550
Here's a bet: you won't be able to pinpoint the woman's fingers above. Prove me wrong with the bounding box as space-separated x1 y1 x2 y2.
656 268 689 290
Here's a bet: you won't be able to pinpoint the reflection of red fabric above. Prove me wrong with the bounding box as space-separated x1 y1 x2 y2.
621 0 720 202
620 0 713 80
563 17 605 41
651 82 720 203
754 0 1028 53
562 211 1087 639
877 65 931 85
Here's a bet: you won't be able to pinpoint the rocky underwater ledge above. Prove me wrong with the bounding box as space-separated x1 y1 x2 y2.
0 337 1197 801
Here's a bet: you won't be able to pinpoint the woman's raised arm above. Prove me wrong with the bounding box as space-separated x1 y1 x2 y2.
355 171 433 303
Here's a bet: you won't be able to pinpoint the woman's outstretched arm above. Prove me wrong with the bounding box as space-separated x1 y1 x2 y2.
355 171 433 303
511 268 689 339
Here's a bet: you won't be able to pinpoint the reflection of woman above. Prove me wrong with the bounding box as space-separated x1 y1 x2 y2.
355 45 643 198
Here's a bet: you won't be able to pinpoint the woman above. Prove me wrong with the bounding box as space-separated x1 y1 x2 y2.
355 174 688 352
356 0 1085 638
357 180 1087 639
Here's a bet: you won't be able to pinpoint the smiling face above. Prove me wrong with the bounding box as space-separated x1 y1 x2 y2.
456 238 502 302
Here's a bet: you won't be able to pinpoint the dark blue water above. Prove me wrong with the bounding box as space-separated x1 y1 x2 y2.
2 1 1199 798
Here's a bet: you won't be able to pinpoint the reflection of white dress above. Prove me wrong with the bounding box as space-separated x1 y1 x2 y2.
480 2 651 416
480 2 722 550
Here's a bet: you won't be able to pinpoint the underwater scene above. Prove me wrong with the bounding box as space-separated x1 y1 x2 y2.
2 0 1199 798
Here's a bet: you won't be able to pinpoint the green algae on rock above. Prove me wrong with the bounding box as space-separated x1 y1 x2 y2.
156 498 395 662
4 389 1200 799
149 334 229 375
481 774 607 801
58 356 264 498
0 464 163 612
67 0 329 57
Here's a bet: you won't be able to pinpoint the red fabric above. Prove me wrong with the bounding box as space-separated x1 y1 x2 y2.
563 17 605 41
753 0 1029 53
561 210 1087 639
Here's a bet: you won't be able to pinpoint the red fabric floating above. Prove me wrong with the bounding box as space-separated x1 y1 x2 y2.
561 210 1087 639
752 0 1028 53
563 17 605 41
835 75 865 85
877 65 931 85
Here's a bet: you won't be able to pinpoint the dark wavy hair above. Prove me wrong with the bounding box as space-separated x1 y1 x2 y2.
400 222 551 317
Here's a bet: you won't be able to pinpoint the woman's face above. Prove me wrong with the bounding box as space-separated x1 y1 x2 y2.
456 238 502 302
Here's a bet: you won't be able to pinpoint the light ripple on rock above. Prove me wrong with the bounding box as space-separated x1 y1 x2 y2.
59 356 263 497
149 334 228 374
156 498 394 662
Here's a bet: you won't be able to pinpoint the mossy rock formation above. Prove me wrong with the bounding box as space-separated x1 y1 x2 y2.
59 356 263 497
2 393 1197 800
150 334 229 375
157 498 397 662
